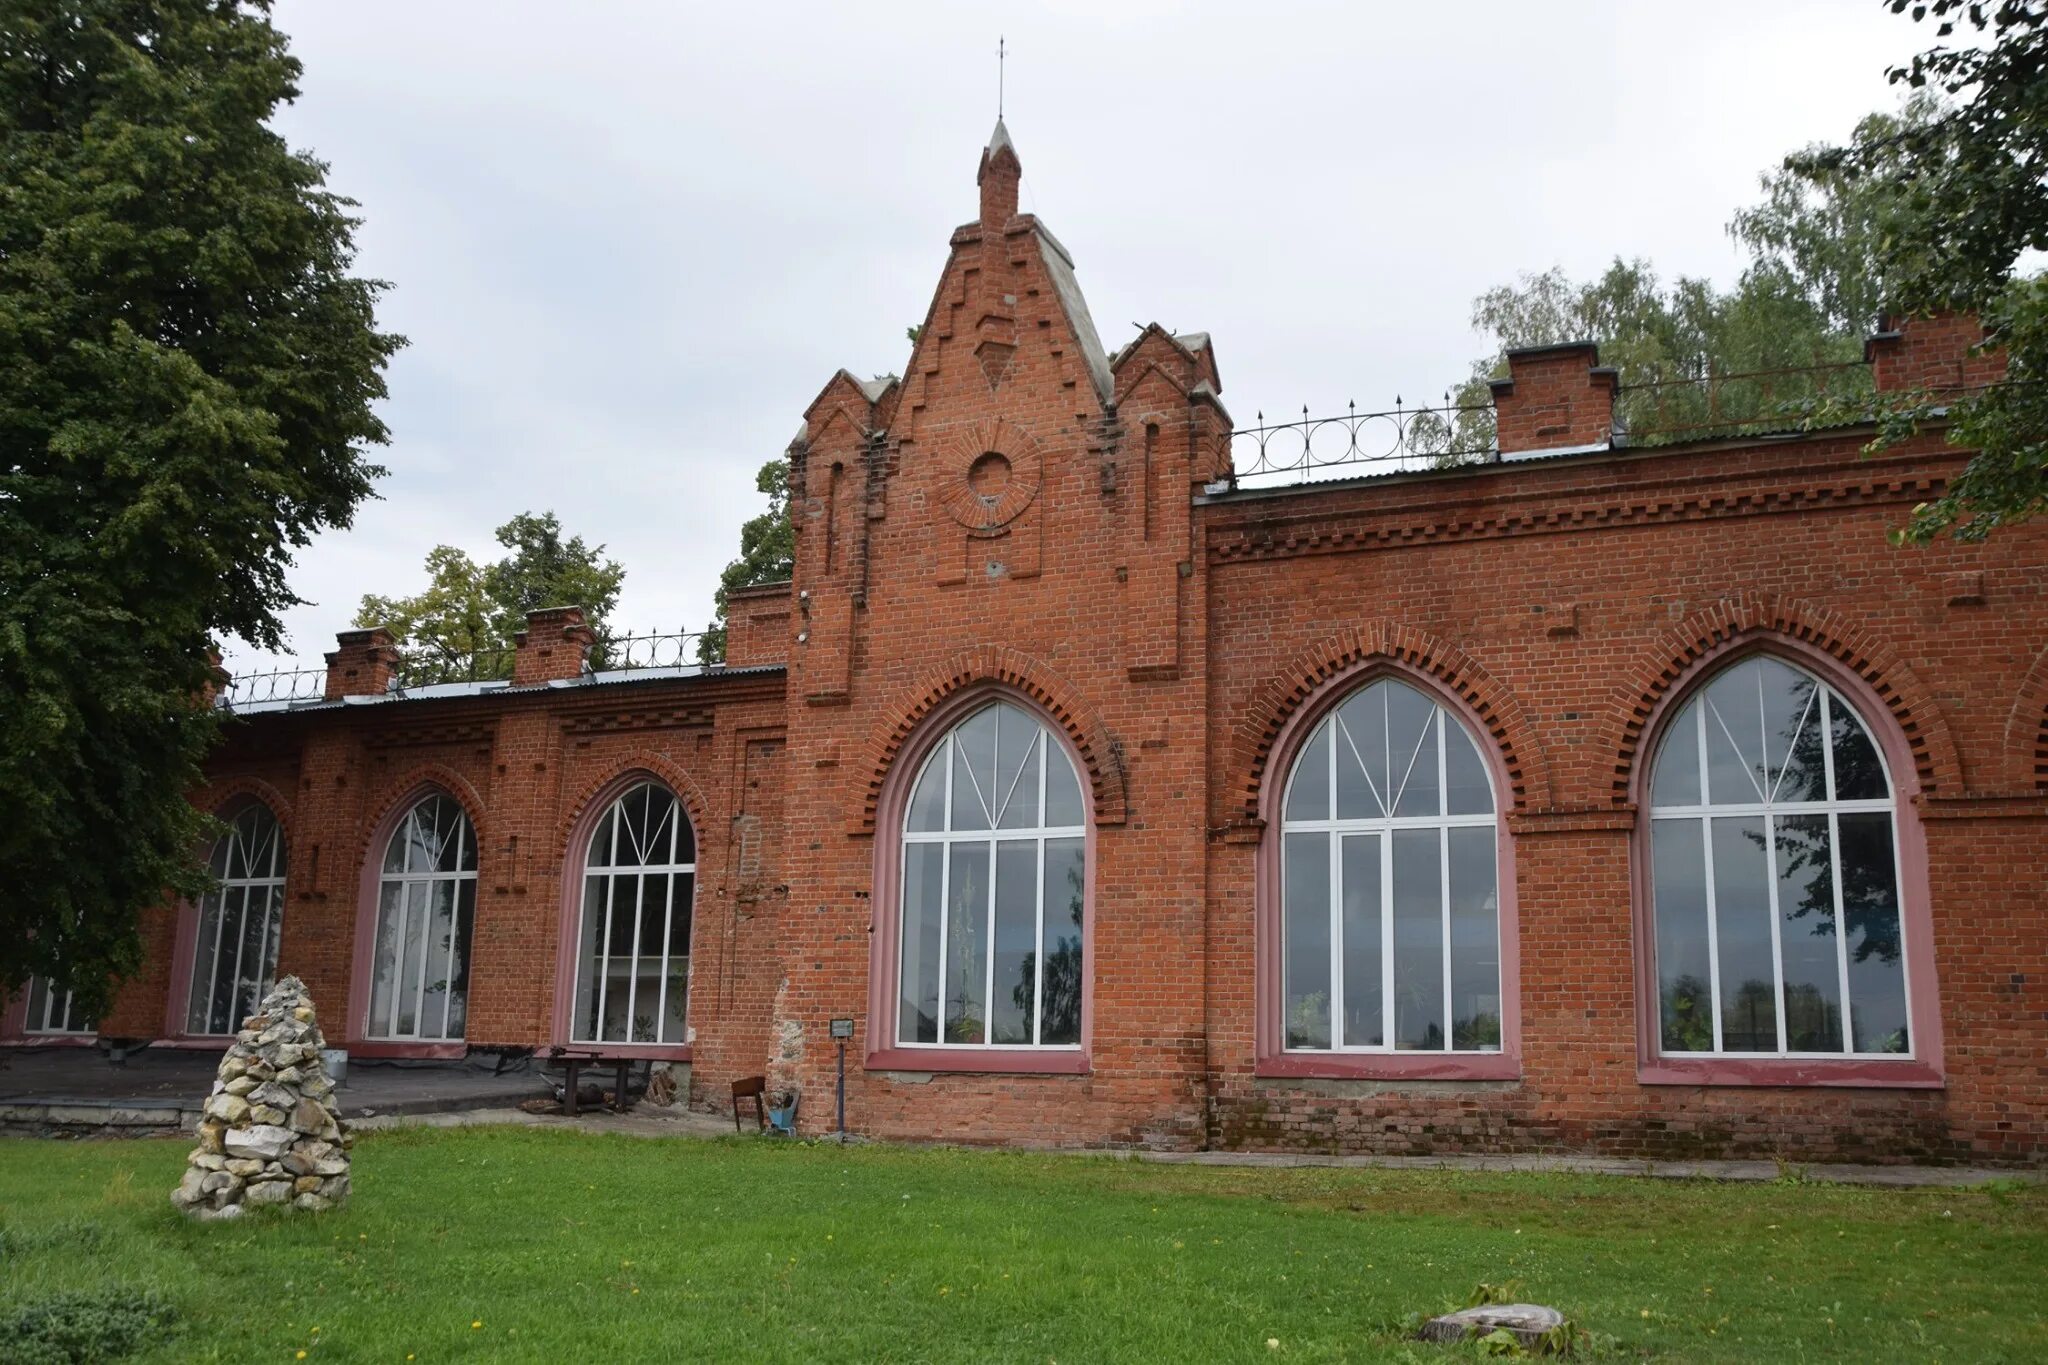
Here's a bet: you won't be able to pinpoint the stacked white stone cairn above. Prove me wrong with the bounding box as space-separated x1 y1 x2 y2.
170 976 351 1219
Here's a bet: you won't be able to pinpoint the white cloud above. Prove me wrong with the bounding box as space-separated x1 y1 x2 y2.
234 0 1914 670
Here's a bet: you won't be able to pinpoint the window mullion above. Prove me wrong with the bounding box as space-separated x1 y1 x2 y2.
982 837 996 1047
656 867 678 1045
1035 735 1048 1047
937 741 952 1044
1819 689 1855 1053
1033 832 1046 1047
1763 811 1788 1055
1328 823 1343 1047
409 880 434 1039
1380 828 1395 1052
1697 705 1724 1054
1439 823 1452 1052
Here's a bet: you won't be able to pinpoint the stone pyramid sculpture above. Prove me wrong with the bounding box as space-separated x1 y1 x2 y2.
171 975 351 1219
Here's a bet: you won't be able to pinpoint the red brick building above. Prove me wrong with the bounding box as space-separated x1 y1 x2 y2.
11 126 2046 1165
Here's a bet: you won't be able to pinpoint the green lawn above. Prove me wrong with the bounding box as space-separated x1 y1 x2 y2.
0 1127 2042 1362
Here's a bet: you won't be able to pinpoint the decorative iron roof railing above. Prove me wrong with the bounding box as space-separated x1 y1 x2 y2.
216 667 326 709
217 627 722 710
593 629 712 672
1226 399 1497 488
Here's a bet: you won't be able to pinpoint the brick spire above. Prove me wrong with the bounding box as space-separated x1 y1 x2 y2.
977 117 1020 227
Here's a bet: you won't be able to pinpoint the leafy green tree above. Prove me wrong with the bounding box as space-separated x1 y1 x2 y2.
699 459 795 663
1439 97 1944 462
357 512 624 682
0 1 400 1012
1792 1 2048 542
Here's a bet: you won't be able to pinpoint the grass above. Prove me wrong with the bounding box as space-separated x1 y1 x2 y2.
1 1127 2044 1362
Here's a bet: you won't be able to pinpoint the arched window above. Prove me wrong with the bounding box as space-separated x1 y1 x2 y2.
570 781 695 1045
186 803 287 1035
367 794 477 1042
1280 677 1501 1053
1647 655 1911 1057
897 699 1087 1050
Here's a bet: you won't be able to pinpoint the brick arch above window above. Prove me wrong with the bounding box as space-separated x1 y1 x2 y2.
1229 624 1552 831
354 763 491 873
855 646 1127 834
2003 640 2048 794
1603 595 1964 807
554 753 713 867
198 775 296 833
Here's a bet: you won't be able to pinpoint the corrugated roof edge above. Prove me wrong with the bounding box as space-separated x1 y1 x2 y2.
220 662 786 717
1196 414 1888 505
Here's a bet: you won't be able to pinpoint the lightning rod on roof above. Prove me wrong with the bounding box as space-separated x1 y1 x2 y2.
998 35 1005 120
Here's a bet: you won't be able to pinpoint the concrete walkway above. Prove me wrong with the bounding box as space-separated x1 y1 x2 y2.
348 1106 2040 1188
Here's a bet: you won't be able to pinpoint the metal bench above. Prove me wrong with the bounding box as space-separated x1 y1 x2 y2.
548 1049 636 1116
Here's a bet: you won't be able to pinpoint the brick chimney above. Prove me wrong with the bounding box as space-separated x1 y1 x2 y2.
323 628 399 701
1867 312 2005 395
977 118 1020 227
1490 342 1619 459
512 606 596 686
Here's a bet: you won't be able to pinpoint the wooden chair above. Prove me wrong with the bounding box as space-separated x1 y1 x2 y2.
731 1075 768 1133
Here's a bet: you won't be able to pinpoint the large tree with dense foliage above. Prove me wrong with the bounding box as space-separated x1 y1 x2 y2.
355 511 625 682
1439 97 1943 458
0 2 401 1012
1795 0 2048 541
698 458 794 663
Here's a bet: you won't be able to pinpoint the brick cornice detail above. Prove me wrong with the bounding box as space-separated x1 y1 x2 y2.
856 647 1128 833
1601 595 1966 804
1206 471 1945 565
1229 625 1554 826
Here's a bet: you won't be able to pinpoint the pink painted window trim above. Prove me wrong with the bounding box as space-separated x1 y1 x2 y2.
547 770 698 1063
1631 638 1944 1089
345 783 479 1060
865 684 1094 1077
1253 659 1523 1082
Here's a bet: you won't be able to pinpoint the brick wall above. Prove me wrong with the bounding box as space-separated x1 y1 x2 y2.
45 131 2048 1167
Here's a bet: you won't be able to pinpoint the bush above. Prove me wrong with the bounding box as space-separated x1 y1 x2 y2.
0 1289 175 1365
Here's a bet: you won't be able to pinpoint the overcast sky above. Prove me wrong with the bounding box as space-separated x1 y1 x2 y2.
235 0 1914 674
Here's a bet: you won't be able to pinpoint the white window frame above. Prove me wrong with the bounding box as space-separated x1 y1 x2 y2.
1280 680 1503 1055
24 977 95 1036
1648 658 1914 1061
368 796 477 1043
896 702 1086 1051
571 782 696 1046
186 804 288 1036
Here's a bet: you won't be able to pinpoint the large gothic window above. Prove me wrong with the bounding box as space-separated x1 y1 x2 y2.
571 781 695 1046
1280 677 1502 1053
1647 656 1912 1057
897 700 1087 1049
367 794 477 1042
186 804 288 1035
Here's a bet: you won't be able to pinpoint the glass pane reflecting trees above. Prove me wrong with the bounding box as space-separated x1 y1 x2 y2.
897 701 1086 1048
186 804 288 1034
571 782 696 1045
1648 656 1911 1057
1280 678 1502 1054
367 794 477 1041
